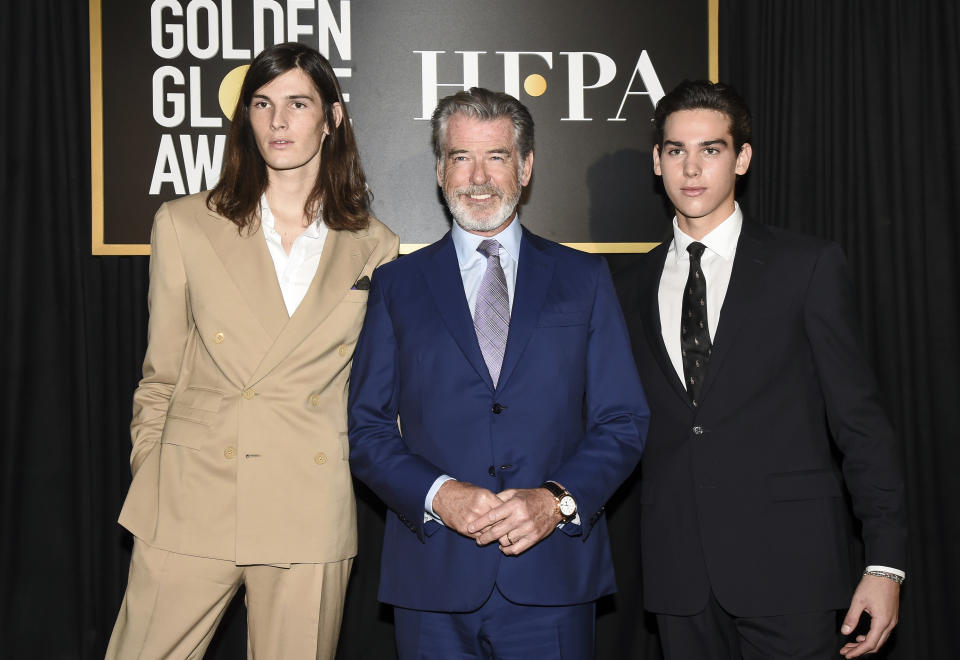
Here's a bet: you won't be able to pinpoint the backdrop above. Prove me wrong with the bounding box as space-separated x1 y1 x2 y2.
1 1 957 658
91 0 709 252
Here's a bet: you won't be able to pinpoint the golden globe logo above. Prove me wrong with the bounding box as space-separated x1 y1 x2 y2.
147 0 351 196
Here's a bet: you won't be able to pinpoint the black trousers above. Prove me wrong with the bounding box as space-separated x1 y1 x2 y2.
657 591 841 660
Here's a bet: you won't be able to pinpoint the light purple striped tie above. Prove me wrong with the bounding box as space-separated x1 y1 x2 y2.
474 239 510 386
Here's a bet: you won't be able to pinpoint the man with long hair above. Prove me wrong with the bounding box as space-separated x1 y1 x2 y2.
107 42 398 659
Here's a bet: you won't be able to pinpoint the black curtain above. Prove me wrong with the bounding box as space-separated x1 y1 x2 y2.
718 2 960 657
2 1 957 657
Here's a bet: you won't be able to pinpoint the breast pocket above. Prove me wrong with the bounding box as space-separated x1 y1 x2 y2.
341 289 369 304
537 308 590 327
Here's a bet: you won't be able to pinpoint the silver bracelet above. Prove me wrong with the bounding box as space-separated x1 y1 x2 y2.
863 569 904 585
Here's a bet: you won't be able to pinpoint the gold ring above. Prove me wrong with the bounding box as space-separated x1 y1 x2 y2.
506 531 513 545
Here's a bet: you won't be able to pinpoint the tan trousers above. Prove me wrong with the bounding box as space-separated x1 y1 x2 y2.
106 538 353 659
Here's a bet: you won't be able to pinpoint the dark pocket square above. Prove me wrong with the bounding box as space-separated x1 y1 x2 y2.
352 275 371 290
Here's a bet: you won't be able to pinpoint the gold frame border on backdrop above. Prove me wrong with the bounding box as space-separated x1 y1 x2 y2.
89 0 719 256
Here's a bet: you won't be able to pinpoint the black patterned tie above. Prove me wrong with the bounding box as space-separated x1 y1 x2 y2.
681 242 711 406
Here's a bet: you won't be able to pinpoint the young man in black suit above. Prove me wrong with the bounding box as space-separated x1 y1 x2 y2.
615 80 906 659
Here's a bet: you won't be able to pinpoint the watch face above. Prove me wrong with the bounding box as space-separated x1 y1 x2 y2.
559 495 576 517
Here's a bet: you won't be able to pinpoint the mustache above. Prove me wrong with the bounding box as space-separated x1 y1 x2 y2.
454 184 504 198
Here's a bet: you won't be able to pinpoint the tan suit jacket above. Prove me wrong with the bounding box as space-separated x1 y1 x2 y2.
118 192 398 565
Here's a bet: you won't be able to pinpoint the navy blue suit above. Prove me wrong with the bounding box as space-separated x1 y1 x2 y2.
348 226 648 613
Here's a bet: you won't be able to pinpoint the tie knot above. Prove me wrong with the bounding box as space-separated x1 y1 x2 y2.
477 239 501 259
687 241 706 262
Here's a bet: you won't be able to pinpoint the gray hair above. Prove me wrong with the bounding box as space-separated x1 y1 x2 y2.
431 87 535 163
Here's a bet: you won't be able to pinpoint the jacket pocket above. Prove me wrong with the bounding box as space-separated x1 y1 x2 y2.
166 386 224 426
767 469 842 501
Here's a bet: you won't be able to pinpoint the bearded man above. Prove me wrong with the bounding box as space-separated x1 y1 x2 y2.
347 87 649 659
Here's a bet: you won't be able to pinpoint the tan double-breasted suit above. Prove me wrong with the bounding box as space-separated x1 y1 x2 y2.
108 192 398 658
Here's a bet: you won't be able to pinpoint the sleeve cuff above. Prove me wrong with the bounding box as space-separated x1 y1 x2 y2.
424 475 456 525
865 565 905 579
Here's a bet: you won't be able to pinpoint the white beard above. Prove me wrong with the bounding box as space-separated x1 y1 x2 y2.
443 176 522 234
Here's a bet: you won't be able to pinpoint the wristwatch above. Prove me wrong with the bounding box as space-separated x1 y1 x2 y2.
540 481 577 524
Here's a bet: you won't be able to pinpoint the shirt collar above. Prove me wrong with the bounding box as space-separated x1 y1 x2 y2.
451 213 523 266
670 202 743 262
260 194 325 239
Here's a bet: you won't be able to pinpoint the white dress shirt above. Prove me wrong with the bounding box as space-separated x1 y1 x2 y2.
656 203 903 580
260 196 328 316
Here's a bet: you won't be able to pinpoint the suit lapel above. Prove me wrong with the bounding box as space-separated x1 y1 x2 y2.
496 230 554 390
641 243 692 405
698 221 769 403
196 207 289 341
248 227 372 385
420 233 496 390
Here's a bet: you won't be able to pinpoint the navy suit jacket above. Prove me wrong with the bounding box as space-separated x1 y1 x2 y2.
614 219 907 617
348 226 649 612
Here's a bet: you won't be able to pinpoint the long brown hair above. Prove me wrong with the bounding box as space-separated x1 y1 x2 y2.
208 42 370 232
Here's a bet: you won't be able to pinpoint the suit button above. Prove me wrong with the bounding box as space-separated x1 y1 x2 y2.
243 389 255 400
224 446 236 459
492 403 504 414
214 332 225 344
337 344 347 357
692 426 704 435
314 452 327 465
309 393 321 408
488 465 496 477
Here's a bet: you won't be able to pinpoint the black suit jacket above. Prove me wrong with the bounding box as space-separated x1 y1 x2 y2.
614 219 906 617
